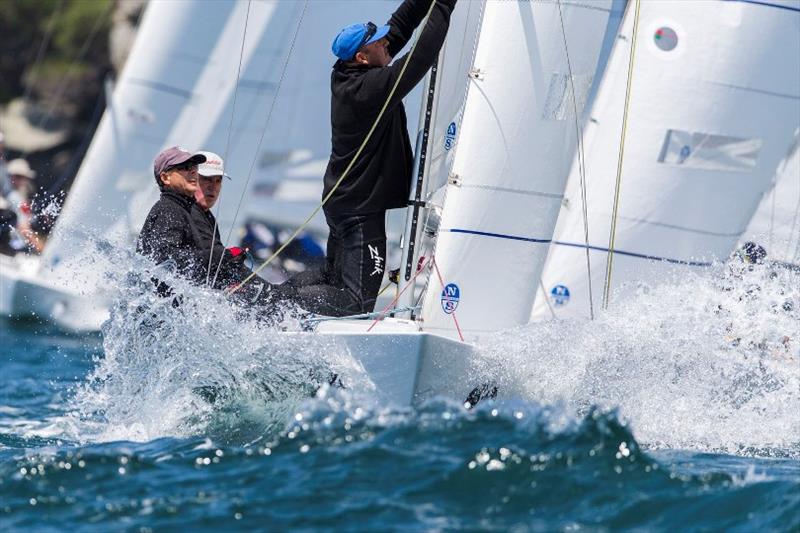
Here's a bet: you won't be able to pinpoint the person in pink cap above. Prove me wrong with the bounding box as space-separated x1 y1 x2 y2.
136 146 209 286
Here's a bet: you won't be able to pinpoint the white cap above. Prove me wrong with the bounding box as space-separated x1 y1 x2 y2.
196 151 230 179
7 158 36 179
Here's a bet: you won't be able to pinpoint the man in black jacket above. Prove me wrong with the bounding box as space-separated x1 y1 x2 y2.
137 146 209 284
298 0 457 317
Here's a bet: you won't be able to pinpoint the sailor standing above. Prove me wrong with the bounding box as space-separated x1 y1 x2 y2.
296 0 457 317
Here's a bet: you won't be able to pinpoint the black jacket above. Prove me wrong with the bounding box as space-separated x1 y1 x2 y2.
136 190 237 286
322 0 457 215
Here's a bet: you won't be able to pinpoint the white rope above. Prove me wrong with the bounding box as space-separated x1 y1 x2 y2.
602 0 641 310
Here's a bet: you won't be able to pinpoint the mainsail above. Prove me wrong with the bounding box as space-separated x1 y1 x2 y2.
417 0 617 340
533 0 800 320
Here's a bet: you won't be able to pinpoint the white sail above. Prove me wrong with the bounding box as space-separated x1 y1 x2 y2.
419 0 615 340
739 133 800 266
39 0 245 286
396 0 485 309
533 0 800 320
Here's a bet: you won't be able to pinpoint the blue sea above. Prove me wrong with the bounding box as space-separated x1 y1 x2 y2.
1 262 799 531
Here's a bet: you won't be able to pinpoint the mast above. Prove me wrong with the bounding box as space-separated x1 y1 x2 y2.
396 1 487 316
397 60 439 316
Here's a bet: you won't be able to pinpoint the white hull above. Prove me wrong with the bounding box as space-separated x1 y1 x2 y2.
313 318 484 405
0 254 109 333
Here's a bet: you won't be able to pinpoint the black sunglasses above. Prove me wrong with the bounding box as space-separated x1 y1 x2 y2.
168 161 197 172
358 22 378 51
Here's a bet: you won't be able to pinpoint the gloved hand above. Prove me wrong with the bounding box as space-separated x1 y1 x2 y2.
225 246 248 264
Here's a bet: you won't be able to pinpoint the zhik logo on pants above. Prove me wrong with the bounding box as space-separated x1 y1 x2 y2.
368 245 384 277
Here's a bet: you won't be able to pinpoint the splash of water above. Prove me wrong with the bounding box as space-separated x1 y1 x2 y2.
473 261 800 456
69 249 366 444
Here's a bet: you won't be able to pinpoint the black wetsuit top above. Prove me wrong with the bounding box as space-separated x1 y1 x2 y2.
322 0 457 215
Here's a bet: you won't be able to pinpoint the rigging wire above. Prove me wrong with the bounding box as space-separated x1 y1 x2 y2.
602 0 641 310
227 0 440 296
212 0 310 290
556 0 595 320
205 0 253 287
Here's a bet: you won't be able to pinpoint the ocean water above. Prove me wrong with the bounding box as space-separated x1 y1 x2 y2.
1 258 799 531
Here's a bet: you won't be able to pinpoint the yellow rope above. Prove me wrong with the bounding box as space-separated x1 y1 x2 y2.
602 0 640 310
228 0 439 295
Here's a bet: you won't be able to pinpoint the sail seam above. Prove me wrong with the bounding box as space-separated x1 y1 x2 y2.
443 229 714 267
456 184 564 199
616 216 747 238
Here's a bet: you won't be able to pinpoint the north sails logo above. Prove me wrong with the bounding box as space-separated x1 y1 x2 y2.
368 245 384 277
441 283 460 314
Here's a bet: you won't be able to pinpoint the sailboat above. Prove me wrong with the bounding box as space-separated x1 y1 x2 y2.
532 0 800 320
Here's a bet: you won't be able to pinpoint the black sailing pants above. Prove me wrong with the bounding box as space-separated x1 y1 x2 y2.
291 211 386 317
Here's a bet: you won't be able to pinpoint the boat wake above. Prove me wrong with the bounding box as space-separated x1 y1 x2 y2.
67 250 366 444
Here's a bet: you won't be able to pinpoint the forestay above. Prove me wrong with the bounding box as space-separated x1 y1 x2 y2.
419 0 615 340
533 0 800 320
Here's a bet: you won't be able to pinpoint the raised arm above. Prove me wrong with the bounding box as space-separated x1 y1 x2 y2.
365 0 457 108
385 0 439 58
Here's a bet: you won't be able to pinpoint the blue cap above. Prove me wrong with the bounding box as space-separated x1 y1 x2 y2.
332 22 391 61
